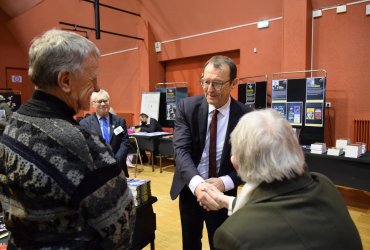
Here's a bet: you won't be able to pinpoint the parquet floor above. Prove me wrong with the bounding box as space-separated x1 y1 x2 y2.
128 164 370 250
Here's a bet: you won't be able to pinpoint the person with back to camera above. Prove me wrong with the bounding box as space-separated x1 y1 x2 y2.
202 109 362 250
0 29 135 249
170 55 251 250
80 89 131 177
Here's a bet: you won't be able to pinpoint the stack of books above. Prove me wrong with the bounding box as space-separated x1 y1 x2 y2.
345 144 362 158
310 142 327 154
336 138 351 151
127 178 152 206
327 147 344 156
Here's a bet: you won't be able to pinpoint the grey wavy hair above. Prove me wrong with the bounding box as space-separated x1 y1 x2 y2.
230 109 305 184
28 29 100 89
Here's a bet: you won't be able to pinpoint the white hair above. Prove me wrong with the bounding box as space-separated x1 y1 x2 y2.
230 109 305 184
91 89 110 102
28 29 100 89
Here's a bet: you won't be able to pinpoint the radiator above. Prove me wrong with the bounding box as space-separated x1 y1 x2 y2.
354 119 370 151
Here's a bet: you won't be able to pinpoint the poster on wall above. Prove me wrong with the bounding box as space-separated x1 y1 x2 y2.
305 102 324 127
287 102 303 126
271 103 287 118
306 77 325 101
245 83 256 104
272 79 288 102
166 88 176 120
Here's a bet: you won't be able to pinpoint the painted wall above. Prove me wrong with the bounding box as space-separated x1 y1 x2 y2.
312 2 370 144
0 0 369 144
0 9 28 88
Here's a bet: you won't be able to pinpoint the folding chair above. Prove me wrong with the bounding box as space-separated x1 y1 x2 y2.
129 136 143 177
158 137 175 173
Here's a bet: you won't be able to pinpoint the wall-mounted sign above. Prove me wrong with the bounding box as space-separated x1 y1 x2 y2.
11 75 23 83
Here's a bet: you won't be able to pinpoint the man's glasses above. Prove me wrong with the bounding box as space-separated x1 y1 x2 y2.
94 99 109 104
200 78 231 91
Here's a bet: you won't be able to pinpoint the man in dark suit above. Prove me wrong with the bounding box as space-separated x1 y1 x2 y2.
204 109 362 250
80 89 131 177
170 55 251 250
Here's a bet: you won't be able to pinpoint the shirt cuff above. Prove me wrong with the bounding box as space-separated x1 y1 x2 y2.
228 197 236 216
189 175 205 194
219 175 235 192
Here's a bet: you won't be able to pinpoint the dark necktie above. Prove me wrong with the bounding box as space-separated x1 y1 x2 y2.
100 117 110 143
209 109 218 178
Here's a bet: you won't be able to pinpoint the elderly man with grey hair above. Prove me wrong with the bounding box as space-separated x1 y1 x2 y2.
203 109 362 250
0 29 135 249
80 89 131 177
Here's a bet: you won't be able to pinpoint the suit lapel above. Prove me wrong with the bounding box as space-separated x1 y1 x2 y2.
93 114 103 137
220 98 238 167
108 113 115 143
199 97 209 151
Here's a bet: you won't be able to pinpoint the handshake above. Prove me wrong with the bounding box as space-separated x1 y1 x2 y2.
195 178 233 211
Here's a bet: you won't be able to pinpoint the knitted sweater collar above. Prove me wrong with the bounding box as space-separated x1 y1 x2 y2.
17 90 77 124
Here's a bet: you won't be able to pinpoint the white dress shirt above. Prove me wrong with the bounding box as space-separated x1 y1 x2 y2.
189 97 234 194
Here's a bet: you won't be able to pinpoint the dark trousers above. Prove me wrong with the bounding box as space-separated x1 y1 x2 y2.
179 187 228 250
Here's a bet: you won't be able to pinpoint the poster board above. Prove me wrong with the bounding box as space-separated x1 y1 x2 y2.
238 81 267 109
271 77 326 145
140 92 160 121
156 87 188 128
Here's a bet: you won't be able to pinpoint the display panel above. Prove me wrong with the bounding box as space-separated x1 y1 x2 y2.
156 87 188 128
271 77 326 145
238 81 267 110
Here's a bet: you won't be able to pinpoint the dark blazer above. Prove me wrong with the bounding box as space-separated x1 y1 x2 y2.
214 172 362 250
79 113 131 174
170 95 250 200
140 118 162 132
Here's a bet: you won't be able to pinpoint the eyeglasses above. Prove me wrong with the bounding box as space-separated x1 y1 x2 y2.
200 78 231 91
94 99 109 104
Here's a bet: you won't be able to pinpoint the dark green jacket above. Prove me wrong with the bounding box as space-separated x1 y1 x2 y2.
214 172 362 250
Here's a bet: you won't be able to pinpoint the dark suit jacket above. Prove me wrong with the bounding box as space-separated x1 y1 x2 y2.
140 118 162 132
170 95 250 200
214 172 362 250
79 113 131 169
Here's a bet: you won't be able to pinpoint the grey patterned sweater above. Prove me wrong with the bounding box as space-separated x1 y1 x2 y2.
0 91 135 249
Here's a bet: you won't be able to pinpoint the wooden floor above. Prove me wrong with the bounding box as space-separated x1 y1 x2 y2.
129 164 370 250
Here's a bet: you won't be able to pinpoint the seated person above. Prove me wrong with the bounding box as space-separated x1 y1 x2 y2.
134 113 162 164
201 109 362 250
135 113 162 133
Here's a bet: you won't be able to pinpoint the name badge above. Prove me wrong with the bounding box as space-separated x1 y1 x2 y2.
114 126 124 135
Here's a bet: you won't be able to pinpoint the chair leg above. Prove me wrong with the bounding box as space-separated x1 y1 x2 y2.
151 152 154 172
137 149 143 165
134 149 143 178
160 155 162 173
134 153 138 178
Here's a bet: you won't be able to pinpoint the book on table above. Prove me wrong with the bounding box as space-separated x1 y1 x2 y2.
127 178 152 206
327 147 344 156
